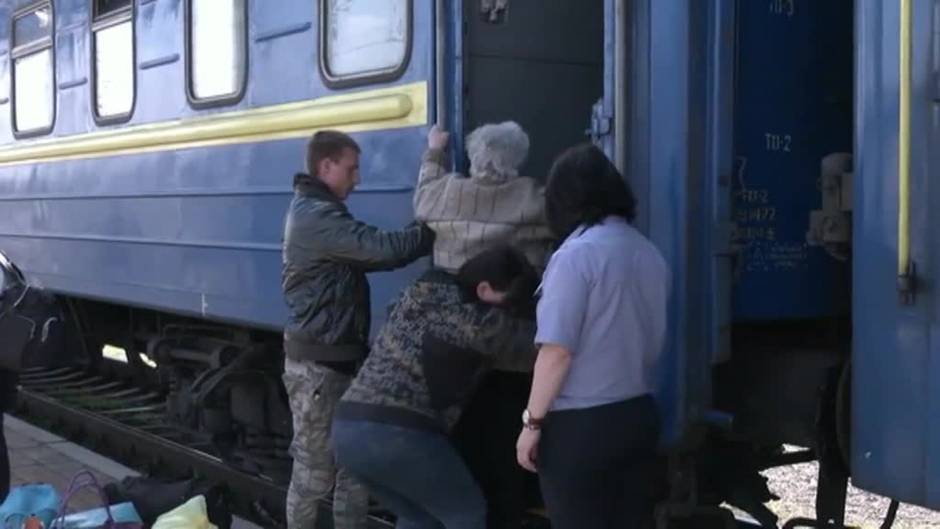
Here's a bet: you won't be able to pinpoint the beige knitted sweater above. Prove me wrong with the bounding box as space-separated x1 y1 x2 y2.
413 148 555 273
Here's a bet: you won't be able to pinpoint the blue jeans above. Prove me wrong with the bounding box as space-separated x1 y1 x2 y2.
332 419 486 529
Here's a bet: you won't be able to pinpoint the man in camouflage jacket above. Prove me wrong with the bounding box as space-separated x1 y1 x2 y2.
332 246 538 528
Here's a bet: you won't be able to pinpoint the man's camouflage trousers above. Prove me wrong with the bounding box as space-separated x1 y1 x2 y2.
283 358 369 529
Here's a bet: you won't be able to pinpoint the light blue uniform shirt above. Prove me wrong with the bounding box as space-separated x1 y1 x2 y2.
535 217 670 411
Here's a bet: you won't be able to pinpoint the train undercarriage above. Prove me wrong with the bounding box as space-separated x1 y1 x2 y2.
2 288 864 529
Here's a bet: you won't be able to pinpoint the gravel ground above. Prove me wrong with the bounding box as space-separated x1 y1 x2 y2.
759 458 940 528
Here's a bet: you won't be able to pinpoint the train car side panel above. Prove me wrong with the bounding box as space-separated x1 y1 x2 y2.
0 0 434 333
853 0 939 508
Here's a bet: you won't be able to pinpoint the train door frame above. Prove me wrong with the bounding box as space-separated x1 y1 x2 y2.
606 0 738 445
433 0 464 169
454 0 605 180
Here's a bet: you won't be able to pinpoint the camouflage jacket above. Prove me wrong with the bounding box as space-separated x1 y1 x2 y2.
336 269 537 432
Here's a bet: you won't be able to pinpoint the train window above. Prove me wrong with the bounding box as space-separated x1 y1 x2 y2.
320 0 411 87
186 0 247 106
91 0 134 123
11 2 54 135
94 0 131 18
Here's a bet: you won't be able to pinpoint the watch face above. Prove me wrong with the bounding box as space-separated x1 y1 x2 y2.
522 409 530 424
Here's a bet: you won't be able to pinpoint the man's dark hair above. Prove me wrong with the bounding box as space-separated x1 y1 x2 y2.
306 130 361 176
456 246 539 311
545 143 637 238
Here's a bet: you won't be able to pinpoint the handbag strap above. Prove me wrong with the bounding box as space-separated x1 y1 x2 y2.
53 470 115 526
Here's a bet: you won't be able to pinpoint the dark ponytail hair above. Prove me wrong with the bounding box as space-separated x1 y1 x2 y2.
545 143 637 239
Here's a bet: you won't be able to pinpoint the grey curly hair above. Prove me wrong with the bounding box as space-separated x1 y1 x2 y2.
465 121 530 183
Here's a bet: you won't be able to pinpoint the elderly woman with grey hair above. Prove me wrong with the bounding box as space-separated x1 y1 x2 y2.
413 122 554 276
413 123 554 528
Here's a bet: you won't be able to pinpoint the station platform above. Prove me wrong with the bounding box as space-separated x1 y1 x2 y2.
4 414 260 528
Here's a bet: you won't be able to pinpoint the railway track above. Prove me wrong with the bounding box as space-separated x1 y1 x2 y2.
9 366 624 529
11 365 397 528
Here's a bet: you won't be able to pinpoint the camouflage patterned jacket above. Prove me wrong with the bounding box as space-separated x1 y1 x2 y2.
335 269 537 432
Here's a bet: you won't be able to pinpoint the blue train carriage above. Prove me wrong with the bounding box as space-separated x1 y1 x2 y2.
614 0 940 526
0 0 439 520
0 0 936 527
623 0 939 526
0 0 607 524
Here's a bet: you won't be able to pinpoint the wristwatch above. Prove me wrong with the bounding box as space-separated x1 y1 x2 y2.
521 409 543 430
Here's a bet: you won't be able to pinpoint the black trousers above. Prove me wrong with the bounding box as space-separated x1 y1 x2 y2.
0 412 7 504
0 370 17 504
539 395 660 529
452 371 538 529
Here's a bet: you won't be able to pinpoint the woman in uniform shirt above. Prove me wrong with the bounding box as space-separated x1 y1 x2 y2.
516 144 670 529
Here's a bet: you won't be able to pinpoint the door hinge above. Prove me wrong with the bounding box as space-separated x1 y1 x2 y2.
585 100 612 142
480 0 509 24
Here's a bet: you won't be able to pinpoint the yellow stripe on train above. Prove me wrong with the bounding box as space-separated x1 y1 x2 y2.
0 81 428 167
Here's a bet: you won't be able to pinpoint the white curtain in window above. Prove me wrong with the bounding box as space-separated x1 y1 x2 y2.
326 0 408 78
95 21 134 118
14 49 53 132
191 0 245 99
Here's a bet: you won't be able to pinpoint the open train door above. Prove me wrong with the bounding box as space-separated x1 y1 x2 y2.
453 0 605 179
606 0 737 445
456 0 733 445
851 0 940 510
